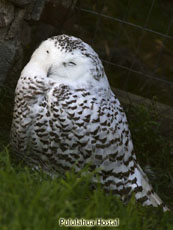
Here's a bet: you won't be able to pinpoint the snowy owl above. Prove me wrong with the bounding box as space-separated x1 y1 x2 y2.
11 34 168 211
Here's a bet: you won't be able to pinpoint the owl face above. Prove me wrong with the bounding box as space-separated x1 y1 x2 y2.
29 35 106 86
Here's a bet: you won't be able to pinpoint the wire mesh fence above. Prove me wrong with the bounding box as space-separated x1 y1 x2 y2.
63 0 173 106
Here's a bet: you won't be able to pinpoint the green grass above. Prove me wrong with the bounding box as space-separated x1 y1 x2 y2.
0 147 173 230
127 104 173 209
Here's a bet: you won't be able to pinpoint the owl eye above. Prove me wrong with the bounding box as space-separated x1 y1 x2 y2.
69 62 76 66
63 62 76 67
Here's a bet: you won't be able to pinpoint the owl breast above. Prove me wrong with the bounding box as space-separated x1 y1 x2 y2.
11 80 132 174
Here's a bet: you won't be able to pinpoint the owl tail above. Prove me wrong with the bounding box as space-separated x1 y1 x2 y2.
129 162 169 211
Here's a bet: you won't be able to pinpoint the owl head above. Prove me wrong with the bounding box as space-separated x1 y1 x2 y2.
26 35 107 87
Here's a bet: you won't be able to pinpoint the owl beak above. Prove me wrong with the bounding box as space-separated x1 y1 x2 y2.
47 65 52 78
